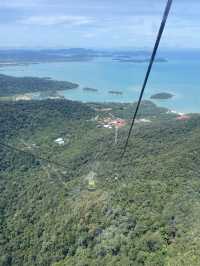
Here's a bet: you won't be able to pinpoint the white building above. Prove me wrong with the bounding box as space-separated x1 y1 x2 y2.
54 138 65 145
136 118 152 123
103 125 112 129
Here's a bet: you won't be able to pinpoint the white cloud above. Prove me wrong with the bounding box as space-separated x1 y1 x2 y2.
0 0 199 49
18 15 93 26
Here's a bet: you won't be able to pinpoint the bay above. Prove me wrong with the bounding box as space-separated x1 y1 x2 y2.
0 53 199 113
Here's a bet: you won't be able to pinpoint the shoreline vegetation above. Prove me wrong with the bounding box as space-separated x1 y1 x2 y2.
0 91 188 117
150 92 174 100
0 73 78 97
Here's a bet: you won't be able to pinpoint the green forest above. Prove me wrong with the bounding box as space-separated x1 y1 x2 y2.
0 74 78 97
1 99 200 266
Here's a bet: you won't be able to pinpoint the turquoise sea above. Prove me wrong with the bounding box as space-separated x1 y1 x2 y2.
0 51 200 113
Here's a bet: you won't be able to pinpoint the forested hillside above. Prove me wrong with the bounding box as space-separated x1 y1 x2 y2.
0 74 78 97
1 99 200 266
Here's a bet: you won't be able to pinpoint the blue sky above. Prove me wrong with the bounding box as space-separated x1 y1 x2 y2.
0 0 199 49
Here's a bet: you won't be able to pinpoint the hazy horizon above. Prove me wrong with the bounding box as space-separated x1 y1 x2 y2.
0 47 200 53
0 0 199 49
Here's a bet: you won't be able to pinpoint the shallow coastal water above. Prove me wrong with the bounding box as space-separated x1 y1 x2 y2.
0 53 200 113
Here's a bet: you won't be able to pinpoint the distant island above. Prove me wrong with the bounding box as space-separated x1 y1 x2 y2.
83 87 98 92
150 92 174 100
0 49 97 65
113 57 167 63
108 90 123 95
0 49 168 66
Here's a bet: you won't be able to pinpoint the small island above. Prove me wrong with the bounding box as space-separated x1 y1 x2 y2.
108 90 123 95
83 87 98 92
150 92 174 100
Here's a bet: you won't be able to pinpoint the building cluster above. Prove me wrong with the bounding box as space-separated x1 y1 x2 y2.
98 117 127 129
97 116 154 129
15 95 32 101
176 115 191 121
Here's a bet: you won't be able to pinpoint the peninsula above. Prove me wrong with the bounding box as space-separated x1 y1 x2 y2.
0 74 78 97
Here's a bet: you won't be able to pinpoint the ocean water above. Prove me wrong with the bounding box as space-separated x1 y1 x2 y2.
0 51 200 113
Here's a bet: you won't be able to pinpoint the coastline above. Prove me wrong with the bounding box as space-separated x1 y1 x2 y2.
0 58 199 114
0 87 195 117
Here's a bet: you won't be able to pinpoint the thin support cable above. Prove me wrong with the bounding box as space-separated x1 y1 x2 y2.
121 0 173 159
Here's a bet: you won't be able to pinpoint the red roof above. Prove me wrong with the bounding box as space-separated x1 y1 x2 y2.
112 119 126 128
176 115 190 121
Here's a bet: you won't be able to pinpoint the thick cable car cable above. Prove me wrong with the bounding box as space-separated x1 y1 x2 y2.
121 0 173 159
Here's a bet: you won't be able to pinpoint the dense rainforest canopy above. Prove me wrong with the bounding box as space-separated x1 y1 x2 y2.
1 99 200 266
